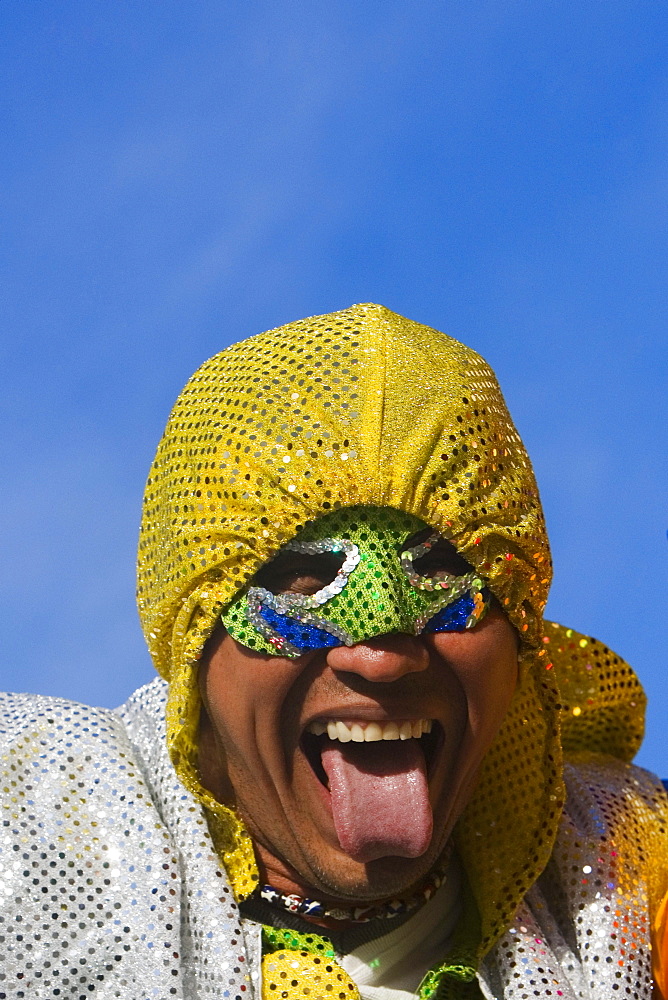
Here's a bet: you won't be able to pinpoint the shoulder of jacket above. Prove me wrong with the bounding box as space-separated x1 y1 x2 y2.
0 689 124 744
0 680 167 771
564 751 667 807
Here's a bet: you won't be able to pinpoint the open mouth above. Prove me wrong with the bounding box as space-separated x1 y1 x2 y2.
300 718 442 861
301 719 443 790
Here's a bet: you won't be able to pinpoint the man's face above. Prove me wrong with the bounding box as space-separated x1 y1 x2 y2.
198 525 518 904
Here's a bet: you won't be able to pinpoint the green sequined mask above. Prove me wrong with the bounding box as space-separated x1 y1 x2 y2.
221 506 491 657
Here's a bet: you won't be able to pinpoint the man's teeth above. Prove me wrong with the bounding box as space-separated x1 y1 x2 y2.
306 719 433 742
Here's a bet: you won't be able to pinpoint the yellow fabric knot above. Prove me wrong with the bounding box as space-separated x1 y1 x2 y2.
261 949 360 1000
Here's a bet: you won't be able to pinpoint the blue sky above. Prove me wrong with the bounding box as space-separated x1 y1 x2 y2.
1 1 667 772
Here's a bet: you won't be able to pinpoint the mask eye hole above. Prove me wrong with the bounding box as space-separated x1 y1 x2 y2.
401 528 472 580
254 551 345 596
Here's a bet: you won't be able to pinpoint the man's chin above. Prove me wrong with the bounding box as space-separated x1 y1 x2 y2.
296 836 447 905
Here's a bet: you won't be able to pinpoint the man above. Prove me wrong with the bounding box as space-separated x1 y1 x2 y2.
1 303 666 999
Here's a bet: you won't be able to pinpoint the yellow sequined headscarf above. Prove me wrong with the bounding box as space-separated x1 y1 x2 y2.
136 304 643 960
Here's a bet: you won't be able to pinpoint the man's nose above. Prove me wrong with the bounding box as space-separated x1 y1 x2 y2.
325 633 430 683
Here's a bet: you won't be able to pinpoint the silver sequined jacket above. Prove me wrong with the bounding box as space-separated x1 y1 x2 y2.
0 679 660 999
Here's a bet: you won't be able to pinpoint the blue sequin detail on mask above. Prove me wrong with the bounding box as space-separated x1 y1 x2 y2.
422 592 480 633
258 605 344 650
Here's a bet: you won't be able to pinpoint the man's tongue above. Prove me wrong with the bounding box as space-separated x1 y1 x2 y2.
320 738 433 863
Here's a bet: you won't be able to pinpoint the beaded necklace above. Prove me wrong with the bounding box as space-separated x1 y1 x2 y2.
257 867 447 923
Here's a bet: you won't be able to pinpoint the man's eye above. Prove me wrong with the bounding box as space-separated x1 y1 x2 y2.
269 568 327 595
412 553 448 577
403 534 472 578
254 553 344 595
